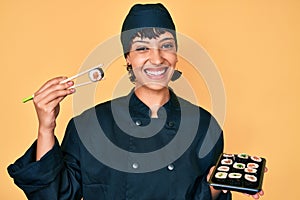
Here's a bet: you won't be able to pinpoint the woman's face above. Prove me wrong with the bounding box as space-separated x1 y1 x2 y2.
126 31 178 91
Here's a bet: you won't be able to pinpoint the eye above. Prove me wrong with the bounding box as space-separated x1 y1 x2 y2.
135 46 150 52
161 43 175 50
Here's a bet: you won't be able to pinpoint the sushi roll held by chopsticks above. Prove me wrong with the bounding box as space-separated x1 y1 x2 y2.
89 67 104 82
22 64 104 103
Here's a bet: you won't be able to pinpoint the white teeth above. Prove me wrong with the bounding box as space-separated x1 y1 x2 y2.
145 69 166 76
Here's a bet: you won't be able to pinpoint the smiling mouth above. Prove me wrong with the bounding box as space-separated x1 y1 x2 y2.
144 67 168 77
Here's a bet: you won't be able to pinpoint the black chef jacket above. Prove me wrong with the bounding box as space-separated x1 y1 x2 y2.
8 89 231 200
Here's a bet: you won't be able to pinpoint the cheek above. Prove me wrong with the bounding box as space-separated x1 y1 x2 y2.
127 55 146 68
133 59 153 71
167 54 178 67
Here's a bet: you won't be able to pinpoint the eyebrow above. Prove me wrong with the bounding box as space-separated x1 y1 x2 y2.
132 37 175 44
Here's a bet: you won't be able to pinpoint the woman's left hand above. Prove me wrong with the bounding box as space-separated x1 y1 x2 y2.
244 190 264 199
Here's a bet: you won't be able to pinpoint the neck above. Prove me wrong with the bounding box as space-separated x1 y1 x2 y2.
134 86 170 118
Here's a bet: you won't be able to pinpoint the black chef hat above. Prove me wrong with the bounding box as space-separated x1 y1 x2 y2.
121 3 176 57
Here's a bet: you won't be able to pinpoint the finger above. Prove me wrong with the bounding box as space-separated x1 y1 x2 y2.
35 77 68 96
259 190 264 196
206 166 216 181
34 81 74 104
210 166 216 172
264 166 268 173
251 193 260 199
46 94 68 111
35 79 72 100
34 89 75 116
36 87 75 107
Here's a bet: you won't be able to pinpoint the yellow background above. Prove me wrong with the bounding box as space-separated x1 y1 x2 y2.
1 0 299 199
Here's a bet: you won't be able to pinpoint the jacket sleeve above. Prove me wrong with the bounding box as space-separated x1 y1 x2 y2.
7 119 82 200
192 114 232 200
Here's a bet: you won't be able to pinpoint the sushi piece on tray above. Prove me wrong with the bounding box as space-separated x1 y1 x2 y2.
217 166 230 172
233 163 246 170
208 153 266 195
221 159 233 165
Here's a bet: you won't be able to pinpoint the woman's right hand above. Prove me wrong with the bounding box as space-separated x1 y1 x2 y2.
33 77 75 160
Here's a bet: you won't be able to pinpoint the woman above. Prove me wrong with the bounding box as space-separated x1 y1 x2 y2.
8 3 264 200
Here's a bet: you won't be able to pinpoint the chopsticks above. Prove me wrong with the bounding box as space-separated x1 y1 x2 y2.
22 64 104 103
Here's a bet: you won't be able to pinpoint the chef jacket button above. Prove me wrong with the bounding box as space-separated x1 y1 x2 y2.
167 164 174 171
167 121 175 127
132 162 139 169
135 120 142 126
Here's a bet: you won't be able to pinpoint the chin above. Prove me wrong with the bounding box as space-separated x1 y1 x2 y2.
136 82 169 91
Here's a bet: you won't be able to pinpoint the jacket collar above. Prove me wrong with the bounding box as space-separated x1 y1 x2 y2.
128 88 180 119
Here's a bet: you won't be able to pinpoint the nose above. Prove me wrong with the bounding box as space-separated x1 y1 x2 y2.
149 48 164 65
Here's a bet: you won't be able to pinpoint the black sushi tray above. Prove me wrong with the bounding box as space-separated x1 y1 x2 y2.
208 153 266 195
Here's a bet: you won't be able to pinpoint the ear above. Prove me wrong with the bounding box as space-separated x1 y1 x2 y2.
125 55 131 65
175 54 178 63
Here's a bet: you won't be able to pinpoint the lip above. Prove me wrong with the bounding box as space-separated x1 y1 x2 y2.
143 67 169 79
